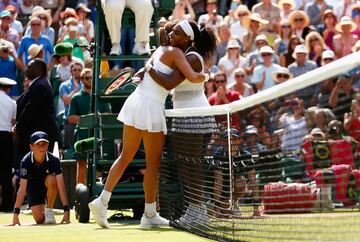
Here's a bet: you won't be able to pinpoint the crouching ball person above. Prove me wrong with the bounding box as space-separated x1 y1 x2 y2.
11 131 70 225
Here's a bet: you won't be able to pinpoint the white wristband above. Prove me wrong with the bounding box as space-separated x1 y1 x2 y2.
145 62 153 72
204 73 210 82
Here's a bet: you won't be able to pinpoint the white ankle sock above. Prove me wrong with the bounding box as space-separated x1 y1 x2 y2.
100 190 112 205
144 202 156 218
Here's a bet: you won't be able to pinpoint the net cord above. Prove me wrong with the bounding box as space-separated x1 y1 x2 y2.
165 51 360 117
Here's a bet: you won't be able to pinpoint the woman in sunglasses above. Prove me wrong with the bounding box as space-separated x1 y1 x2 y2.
289 10 312 40
232 67 254 98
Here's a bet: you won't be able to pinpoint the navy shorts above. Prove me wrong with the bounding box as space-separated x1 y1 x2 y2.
27 179 47 207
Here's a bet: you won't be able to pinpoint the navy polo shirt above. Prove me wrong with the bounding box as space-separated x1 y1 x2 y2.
20 151 62 182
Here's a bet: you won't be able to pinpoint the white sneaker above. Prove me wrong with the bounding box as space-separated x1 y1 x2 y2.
44 208 56 224
140 212 169 229
110 43 121 56
132 42 151 55
88 197 109 228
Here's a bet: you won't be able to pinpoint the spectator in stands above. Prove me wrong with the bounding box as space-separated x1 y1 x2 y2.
15 59 59 164
169 0 195 21
68 68 110 184
0 10 19 48
251 46 281 92
242 13 269 53
344 99 360 143
289 10 312 40
252 0 281 34
197 0 223 30
61 24 88 62
76 3 94 43
232 67 254 97
329 72 355 122
205 74 216 98
321 9 337 51
6 5 23 39
19 0 33 16
230 4 250 43
0 0 18 13
238 125 265 216
11 131 70 225
208 72 241 105
18 16 54 65
58 8 79 38
305 0 332 29
314 108 334 136
333 16 358 58
305 31 327 66
334 0 356 20
218 39 246 87
288 44 318 107
351 4 360 39
59 61 83 151
317 50 336 108
274 19 293 55
40 0 64 26
101 0 153 56
54 42 81 83
274 97 308 157
216 23 232 63
25 8 55 45
0 77 16 211
245 34 271 76
247 110 272 148
272 66 293 84
278 0 296 20
279 35 302 67
0 42 23 97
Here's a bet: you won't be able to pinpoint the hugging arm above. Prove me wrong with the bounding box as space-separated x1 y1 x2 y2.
148 52 203 90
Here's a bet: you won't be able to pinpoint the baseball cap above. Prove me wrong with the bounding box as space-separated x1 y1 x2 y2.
321 50 335 60
244 125 258 135
221 128 240 138
30 131 49 144
0 10 11 18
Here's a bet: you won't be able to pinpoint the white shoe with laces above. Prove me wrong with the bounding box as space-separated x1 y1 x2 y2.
132 42 151 55
88 197 109 228
44 208 56 224
140 212 169 229
110 43 121 56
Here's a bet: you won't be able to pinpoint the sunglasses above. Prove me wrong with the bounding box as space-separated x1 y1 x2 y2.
282 25 291 29
235 74 245 78
238 13 248 17
83 76 92 80
294 18 304 22
261 53 272 57
310 38 318 42
72 69 82 72
31 23 41 26
216 80 226 83
323 58 333 62
277 74 289 79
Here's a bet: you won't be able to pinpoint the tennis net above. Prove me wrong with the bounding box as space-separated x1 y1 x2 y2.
159 52 360 241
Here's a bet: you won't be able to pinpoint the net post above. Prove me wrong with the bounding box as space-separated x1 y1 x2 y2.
226 109 233 210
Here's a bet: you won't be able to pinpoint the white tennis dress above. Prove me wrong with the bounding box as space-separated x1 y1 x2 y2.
117 47 172 134
171 51 217 134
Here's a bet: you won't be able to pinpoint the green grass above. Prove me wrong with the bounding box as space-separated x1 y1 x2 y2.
0 210 212 242
2 209 360 242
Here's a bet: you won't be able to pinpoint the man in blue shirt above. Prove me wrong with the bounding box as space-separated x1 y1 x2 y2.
17 16 54 65
0 43 23 96
11 131 70 225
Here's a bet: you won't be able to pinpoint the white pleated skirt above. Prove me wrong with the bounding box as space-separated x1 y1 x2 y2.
117 89 167 134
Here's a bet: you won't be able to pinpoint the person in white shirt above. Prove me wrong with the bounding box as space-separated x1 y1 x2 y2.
197 0 224 30
230 4 250 43
251 46 281 92
0 77 16 211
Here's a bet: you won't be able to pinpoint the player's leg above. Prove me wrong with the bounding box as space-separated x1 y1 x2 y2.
139 130 168 229
89 124 142 228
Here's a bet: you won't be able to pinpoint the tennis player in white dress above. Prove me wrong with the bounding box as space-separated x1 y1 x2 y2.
88 20 212 229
